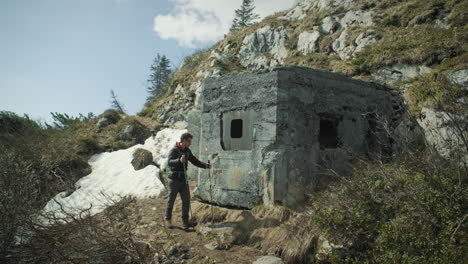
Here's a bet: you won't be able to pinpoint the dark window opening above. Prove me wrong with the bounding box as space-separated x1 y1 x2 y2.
231 119 243 138
319 116 339 149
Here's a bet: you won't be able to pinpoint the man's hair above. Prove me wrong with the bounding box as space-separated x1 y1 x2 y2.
180 132 193 142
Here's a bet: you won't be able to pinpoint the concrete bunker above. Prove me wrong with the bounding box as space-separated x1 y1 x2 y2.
188 66 395 209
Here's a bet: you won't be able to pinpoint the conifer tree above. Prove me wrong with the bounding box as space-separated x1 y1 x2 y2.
110 89 126 114
146 54 172 105
230 0 260 33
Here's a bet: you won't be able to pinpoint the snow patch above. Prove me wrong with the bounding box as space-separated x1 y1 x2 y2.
42 128 187 218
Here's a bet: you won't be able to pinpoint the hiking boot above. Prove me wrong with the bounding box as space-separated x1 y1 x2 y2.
183 221 196 230
164 218 173 228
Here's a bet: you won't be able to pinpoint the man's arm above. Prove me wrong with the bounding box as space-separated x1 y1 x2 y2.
167 148 181 167
187 149 207 169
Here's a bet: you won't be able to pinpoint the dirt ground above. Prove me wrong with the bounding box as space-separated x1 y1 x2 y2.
127 180 270 264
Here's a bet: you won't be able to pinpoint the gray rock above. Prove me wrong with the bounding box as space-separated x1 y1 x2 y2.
372 64 432 86
449 69 468 88
239 26 289 71
340 10 374 28
210 50 231 63
297 31 321 55
320 16 340 34
314 0 356 11
353 32 377 55
332 29 354 60
204 242 220 250
96 117 110 131
316 235 348 261
279 0 315 21
119 122 150 144
417 107 467 164
199 223 237 249
252 256 284 264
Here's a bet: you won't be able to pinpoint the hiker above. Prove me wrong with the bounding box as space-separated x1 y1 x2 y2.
164 132 211 230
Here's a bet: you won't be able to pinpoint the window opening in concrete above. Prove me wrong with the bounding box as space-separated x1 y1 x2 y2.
231 119 243 138
319 116 339 149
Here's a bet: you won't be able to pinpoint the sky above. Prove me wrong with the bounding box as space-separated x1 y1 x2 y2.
1 0 294 123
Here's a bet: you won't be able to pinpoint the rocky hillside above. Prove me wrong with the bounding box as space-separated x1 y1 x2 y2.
141 0 467 160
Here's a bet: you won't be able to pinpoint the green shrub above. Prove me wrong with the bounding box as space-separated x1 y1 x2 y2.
310 151 467 263
76 137 101 156
102 109 122 124
406 71 466 115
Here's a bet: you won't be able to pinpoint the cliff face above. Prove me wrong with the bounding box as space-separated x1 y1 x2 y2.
141 0 467 161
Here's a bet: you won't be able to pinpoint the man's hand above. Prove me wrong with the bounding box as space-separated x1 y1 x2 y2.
206 164 212 169
180 155 187 164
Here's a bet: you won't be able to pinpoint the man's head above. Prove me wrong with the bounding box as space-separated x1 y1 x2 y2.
180 132 193 148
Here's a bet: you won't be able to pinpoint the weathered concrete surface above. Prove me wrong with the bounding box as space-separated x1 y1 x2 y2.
189 66 395 209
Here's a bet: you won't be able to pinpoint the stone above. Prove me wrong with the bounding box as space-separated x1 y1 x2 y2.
314 0 356 11
332 29 354 60
417 107 467 164
297 31 321 55
449 69 468 88
189 66 396 208
372 64 432 86
199 223 237 249
131 148 154 170
340 10 374 29
320 16 340 34
174 84 190 100
239 26 289 71
119 121 150 144
315 235 348 261
353 32 377 55
210 50 231 63
204 242 220 250
96 117 111 131
252 256 284 264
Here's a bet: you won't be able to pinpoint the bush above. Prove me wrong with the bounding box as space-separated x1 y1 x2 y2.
131 148 154 170
406 71 466 115
76 137 101 156
102 109 122 124
310 151 467 263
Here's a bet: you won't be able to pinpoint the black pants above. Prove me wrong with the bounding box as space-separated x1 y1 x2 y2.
164 175 190 224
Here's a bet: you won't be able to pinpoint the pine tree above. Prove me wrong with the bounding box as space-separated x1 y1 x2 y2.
229 0 260 33
110 89 126 113
146 54 172 105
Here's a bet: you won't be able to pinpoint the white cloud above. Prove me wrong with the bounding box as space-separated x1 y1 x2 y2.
154 0 295 48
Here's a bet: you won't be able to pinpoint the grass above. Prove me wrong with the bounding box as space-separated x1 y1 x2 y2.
352 25 467 74
406 54 468 115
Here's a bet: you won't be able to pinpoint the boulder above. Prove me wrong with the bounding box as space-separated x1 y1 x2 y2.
449 69 468 88
252 256 284 264
417 107 467 164
199 223 237 249
372 64 432 86
332 29 354 60
239 26 289 71
320 16 340 34
340 10 374 28
297 31 321 55
353 32 377 55
119 121 150 144
210 50 231 63
131 148 154 170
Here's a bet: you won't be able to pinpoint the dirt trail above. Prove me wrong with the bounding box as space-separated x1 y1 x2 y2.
127 181 266 264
